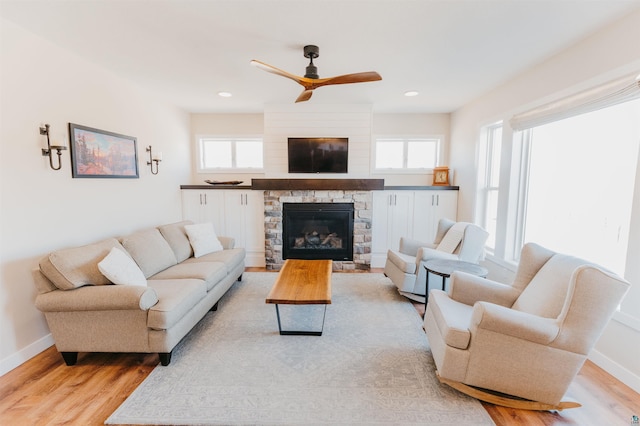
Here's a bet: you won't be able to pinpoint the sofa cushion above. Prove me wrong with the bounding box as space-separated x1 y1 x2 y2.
40 238 123 290
149 262 227 291
184 222 223 258
428 290 474 350
98 247 147 287
158 220 194 263
385 249 417 274
147 279 207 330
512 254 586 318
121 229 177 278
183 247 246 272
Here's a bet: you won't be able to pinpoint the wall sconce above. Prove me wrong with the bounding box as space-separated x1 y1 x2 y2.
40 124 67 171
146 145 162 175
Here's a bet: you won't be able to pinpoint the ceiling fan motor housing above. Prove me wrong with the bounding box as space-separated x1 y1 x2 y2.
304 45 319 79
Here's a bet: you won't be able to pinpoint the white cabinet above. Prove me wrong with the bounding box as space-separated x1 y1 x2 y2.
371 189 458 268
181 189 265 267
372 191 414 255
412 190 458 243
181 190 225 232
223 190 265 266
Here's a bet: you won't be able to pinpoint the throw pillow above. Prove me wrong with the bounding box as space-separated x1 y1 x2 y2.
98 247 147 286
184 222 223 258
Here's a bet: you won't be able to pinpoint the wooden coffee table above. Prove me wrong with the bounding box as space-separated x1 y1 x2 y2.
265 259 332 336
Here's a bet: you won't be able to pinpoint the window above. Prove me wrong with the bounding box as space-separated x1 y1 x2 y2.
197 136 263 172
477 123 502 252
514 98 640 276
374 137 441 171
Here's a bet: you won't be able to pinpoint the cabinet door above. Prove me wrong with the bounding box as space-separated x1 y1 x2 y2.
431 190 458 228
223 190 265 255
181 190 225 232
412 191 458 243
387 191 414 251
371 191 414 267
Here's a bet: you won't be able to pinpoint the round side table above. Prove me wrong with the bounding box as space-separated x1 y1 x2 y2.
423 259 488 312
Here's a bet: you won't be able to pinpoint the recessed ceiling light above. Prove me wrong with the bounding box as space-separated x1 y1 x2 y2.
404 91 419 97
218 91 232 98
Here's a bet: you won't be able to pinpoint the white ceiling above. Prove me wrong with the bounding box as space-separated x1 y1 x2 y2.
2 0 639 113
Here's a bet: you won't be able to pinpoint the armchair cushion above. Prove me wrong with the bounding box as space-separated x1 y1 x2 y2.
471 302 559 345
449 272 521 307
386 249 417 274
512 254 584 318
428 290 473 349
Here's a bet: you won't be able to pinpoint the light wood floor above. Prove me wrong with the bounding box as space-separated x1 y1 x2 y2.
1 268 638 425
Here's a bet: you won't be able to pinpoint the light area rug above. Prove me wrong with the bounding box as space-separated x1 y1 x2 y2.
107 272 495 425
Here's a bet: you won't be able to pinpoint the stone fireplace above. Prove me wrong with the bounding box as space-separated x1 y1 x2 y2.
263 190 373 270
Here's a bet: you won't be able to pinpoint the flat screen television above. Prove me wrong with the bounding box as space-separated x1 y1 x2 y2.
288 137 348 174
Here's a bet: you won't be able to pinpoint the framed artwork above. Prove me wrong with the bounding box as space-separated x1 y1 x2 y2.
68 123 139 178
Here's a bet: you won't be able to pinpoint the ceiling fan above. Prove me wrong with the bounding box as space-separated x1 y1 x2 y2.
251 45 382 103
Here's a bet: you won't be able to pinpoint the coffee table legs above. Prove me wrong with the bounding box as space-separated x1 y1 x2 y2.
274 304 327 336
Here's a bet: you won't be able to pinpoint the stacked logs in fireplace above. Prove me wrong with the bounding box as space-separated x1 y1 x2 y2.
282 203 354 261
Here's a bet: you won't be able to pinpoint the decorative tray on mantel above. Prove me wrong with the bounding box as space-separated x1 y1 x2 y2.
204 180 244 186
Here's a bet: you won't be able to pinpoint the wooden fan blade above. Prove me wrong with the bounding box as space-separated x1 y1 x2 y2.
295 89 314 103
250 60 305 85
314 71 382 87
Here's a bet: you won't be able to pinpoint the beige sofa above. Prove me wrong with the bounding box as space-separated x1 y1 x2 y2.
32 220 245 366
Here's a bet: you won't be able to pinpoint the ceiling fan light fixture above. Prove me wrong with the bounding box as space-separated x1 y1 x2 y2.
404 91 419 97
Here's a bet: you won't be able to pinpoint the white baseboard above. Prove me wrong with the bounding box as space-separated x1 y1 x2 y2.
589 349 640 394
0 334 54 377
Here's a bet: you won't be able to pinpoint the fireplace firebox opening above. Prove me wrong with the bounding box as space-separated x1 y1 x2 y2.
282 203 354 261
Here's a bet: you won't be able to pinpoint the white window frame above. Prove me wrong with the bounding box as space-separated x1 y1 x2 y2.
196 135 264 173
372 135 443 173
477 122 503 254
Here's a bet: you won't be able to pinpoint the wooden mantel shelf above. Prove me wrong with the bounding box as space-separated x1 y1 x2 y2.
251 178 385 191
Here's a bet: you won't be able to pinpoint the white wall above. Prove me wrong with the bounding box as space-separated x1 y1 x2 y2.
187 109 450 186
0 19 191 375
190 113 264 184
449 10 640 391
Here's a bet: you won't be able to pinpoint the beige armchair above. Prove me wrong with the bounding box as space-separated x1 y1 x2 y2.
384 219 489 302
423 242 630 410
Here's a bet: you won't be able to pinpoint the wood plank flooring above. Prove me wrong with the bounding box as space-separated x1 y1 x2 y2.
1 268 638 425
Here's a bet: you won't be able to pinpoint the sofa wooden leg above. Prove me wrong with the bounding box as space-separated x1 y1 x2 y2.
210 302 219 311
158 352 172 366
60 352 78 366
237 274 243 282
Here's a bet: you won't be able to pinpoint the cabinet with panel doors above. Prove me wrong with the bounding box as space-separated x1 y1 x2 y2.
181 189 265 267
371 188 458 268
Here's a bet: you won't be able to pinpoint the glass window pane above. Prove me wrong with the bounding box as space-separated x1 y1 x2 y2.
485 189 499 249
236 140 263 168
524 98 639 275
376 140 403 168
489 128 502 187
407 140 437 168
203 140 232 168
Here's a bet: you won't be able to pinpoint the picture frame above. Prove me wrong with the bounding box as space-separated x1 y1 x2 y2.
432 166 450 186
68 123 139 178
